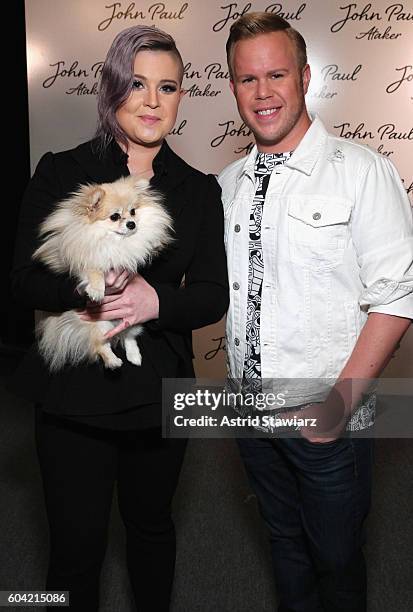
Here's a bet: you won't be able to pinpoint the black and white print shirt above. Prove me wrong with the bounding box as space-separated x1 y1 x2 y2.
243 151 292 383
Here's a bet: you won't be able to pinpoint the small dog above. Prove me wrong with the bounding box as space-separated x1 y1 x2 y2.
32 175 172 371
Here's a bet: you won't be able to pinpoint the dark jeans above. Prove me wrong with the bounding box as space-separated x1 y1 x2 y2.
237 436 374 612
35 409 187 612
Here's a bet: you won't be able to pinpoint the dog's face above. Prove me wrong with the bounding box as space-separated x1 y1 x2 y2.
76 176 153 238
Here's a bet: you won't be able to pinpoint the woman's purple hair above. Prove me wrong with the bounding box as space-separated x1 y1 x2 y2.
95 25 184 152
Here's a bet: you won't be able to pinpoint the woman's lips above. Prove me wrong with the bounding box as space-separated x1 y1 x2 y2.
139 115 160 125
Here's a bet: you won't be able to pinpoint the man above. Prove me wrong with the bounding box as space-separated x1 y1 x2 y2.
218 12 412 612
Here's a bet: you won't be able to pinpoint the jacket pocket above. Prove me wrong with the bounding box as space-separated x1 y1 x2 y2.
287 197 352 270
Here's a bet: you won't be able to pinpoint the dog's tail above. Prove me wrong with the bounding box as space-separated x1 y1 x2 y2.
36 311 97 372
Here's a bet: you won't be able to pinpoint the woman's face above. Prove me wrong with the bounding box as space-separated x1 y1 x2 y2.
116 50 184 149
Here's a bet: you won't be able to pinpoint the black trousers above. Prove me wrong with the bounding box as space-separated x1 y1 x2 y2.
237 436 374 612
35 409 187 612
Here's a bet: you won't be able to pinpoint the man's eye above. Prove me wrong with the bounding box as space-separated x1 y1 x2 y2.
132 79 144 89
242 77 254 84
110 213 121 221
272 73 283 79
130 209 135 216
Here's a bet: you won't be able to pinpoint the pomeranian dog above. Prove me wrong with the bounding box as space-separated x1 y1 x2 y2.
32 175 172 371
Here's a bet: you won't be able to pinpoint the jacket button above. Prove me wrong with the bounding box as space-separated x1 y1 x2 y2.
233 282 240 290
234 338 240 346
234 224 241 232
312 212 321 220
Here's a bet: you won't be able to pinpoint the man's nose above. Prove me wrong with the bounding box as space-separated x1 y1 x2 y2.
256 79 273 99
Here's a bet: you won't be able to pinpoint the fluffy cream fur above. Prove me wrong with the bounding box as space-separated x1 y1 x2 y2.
33 176 172 371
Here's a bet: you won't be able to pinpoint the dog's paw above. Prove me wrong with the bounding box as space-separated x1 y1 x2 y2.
105 355 123 369
125 345 142 366
85 283 105 303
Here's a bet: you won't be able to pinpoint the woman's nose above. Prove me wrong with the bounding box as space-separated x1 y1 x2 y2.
144 87 159 108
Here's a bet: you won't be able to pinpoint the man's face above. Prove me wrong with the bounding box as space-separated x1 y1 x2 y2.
230 31 311 153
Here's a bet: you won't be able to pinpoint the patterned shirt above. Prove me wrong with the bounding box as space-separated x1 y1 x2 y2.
243 151 292 382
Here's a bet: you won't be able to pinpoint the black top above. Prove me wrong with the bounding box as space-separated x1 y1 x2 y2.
11 138 229 426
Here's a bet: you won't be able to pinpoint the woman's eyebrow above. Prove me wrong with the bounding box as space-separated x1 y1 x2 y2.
133 73 179 86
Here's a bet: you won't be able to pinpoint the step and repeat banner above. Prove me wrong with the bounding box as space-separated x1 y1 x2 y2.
25 0 413 378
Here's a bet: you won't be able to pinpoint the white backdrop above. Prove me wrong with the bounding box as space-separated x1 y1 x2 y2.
25 0 413 378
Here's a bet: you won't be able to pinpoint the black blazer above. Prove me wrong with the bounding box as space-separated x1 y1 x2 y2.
11 139 229 415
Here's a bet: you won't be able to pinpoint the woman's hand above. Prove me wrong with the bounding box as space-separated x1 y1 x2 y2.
104 269 133 295
78 273 159 339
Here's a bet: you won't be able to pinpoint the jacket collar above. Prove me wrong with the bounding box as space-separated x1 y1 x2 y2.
236 114 328 182
70 138 193 190
286 114 328 175
150 140 194 192
70 138 128 184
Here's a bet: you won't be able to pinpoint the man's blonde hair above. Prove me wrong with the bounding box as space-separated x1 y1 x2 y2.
226 12 308 79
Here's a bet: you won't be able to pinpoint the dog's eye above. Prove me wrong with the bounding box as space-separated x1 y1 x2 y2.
130 209 135 216
110 213 121 222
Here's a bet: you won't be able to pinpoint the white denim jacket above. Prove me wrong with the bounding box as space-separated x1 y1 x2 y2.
218 116 413 403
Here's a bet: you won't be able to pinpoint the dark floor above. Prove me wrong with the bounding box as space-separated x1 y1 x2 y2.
1 377 412 612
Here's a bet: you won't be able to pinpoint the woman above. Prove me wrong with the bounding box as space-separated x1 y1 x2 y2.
12 26 228 611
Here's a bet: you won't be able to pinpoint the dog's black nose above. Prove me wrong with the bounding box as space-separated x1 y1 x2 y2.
126 221 136 230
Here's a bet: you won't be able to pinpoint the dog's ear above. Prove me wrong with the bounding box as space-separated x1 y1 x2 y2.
86 186 105 215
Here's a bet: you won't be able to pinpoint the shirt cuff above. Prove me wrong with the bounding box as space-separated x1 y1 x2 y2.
368 298 413 319
360 278 413 318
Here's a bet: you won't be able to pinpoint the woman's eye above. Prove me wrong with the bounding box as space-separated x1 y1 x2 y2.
132 79 144 89
130 209 135 216
241 77 254 84
161 84 177 93
110 213 121 222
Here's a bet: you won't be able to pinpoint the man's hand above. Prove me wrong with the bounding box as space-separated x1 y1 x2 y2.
295 385 351 443
78 273 159 339
299 407 342 443
298 315 411 442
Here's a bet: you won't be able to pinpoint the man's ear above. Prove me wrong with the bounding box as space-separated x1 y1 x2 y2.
229 79 235 95
302 64 311 95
